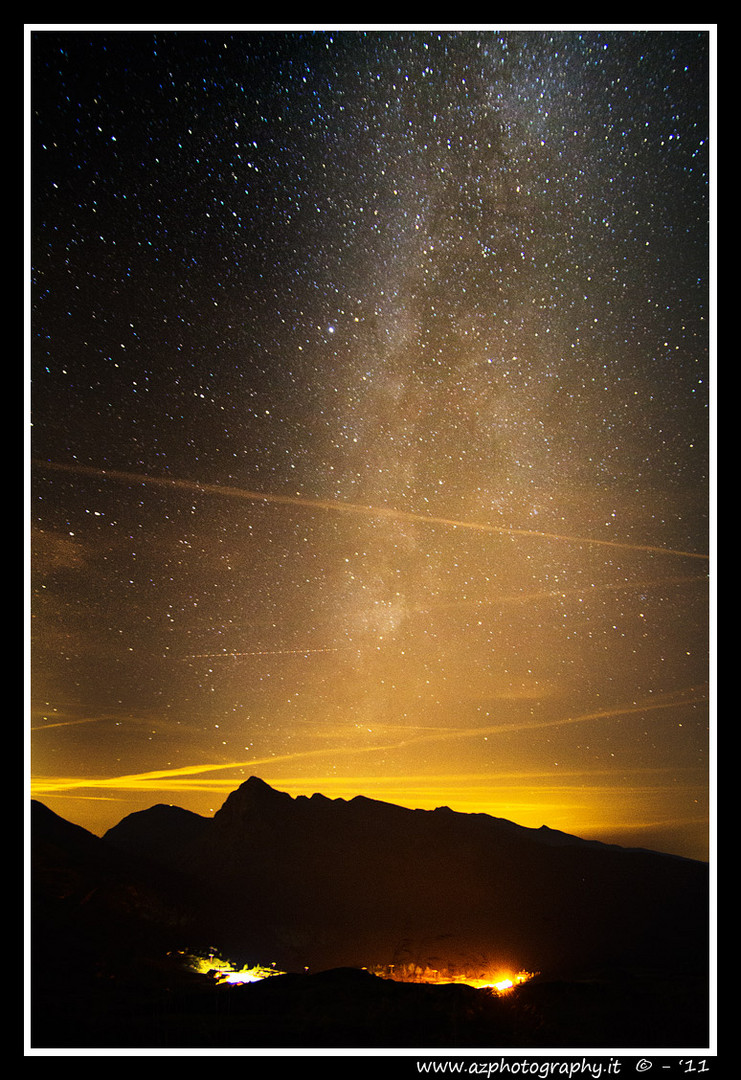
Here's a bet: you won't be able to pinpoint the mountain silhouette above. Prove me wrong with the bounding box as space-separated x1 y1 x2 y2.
31 779 710 1049
31 799 206 970
102 775 708 979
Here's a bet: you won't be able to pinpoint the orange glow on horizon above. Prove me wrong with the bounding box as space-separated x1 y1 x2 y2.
30 760 708 861
30 687 708 859
368 962 535 993
179 952 534 993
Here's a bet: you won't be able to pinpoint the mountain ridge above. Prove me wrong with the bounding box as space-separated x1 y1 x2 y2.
97 775 708 979
31 778 710 1048
131 773 700 859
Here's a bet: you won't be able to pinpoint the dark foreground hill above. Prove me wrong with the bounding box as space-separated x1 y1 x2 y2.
30 778 710 1050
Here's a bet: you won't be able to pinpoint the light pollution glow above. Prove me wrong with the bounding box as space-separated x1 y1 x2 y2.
30 492 710 856
30 552 710 857
31 685 708 851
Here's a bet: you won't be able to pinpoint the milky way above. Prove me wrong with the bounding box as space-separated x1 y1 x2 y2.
29 27 712 859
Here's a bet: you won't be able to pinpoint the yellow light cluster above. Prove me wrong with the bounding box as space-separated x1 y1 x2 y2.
179 952 284 984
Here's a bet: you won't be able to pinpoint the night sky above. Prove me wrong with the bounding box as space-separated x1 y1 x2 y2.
29 27 712 861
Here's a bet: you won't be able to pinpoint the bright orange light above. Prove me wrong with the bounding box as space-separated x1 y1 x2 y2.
368 963 534 993
448 972 532 993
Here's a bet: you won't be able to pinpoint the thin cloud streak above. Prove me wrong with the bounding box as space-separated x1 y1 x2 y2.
32 459 709 561
31 716 111 731
408 574 709 616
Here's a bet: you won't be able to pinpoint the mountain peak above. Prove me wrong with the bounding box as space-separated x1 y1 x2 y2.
238 775 293 801
103 801 210 869
244 774 282 793
213 775 294 826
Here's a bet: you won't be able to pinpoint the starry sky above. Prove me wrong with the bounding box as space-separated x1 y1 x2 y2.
28 26 712 861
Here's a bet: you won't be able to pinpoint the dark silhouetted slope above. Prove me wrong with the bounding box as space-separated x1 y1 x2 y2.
31 782 710 1049
98 777 709 980
31 800 207 985
104 802 211 872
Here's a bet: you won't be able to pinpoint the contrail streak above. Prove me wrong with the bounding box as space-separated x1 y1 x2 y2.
32 459 709 560
408 573 709 615
31 715 109 731
180 647 347 660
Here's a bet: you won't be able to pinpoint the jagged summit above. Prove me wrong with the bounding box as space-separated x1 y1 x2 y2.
213 774 295 824
241 774 282 795
227 774 293 801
